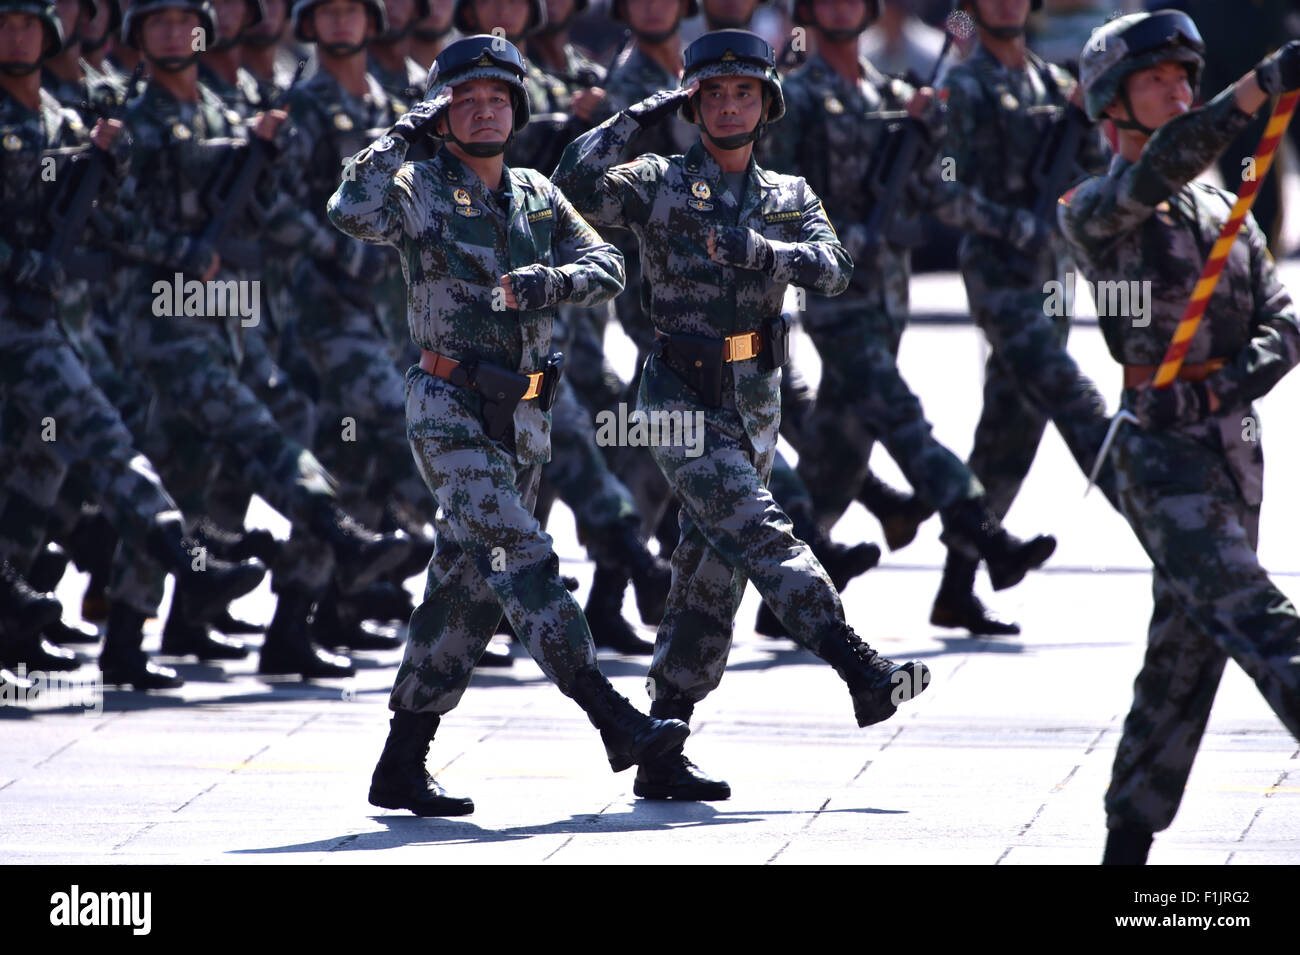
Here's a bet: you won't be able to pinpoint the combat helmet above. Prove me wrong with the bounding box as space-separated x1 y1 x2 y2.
1079 9 1203 131
423 32 530 155
211 0 264 48
290 0 386 45
537 0 584 35
374 0 431 43
452 0 543 40
0 0 65 68
791 0 876 41
681 28 783 148
120 0 218 71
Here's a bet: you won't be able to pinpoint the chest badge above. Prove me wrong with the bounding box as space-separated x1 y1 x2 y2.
453 186 481 217
1000 91 1019 111
171 122 192 140
2 133 22 151
333 112 354 131
824 94 844 115
688 179 713 212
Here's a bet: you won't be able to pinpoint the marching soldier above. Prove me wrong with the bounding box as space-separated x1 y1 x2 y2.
934 0 1111 633
367 0 428 104
762 0 1060 636
0 0 269 685
1064 11 1300 865
554 29 932 800
329 34 690 815
407 0 452 70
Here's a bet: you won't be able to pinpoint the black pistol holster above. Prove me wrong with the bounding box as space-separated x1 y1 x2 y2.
539 352 565 411
461 359 531 441
761 314 790 372
654 333 725 408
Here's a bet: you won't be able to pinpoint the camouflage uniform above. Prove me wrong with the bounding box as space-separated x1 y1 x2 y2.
116 77 339 593
328 134 625 712
553 107 859 702
0 86 177 615
284 67 433 526
1059 85 1300 835
938 44 1111 526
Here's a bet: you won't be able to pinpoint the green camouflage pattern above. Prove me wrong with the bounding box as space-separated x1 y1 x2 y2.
1058 84 1300 833
553 106 858 702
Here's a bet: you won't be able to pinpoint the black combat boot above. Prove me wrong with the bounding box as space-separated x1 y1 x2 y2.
191 520 278 634
27 543 68 593
99 603 184 690
817 624 930 727
0 562 80 672
602 521 672 626
64 511 115 623
857 473 935 551
368 710 475 816
258 588 356 679
145 516 267 621
586 565 654 655
633 699 731 801
568 668 690 772
938 498 1056 592
346 581 415 624
313 583 403 652
1102 826 1153 865
159 584 250 660
929 552 1021 636
307 501 412 596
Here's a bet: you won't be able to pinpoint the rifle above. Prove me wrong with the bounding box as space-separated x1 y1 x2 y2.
195 59 306 272
858 30 957 252
1006 99 1092 280
41 61 146 283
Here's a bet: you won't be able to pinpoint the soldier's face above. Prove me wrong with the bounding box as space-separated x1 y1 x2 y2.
703 0 759 29
1115 61 1193 131
416 0 454 32
973 0 1029 30
141 8 202 58
470 0 530 36
212 0 250 40
625 0 686 38
311 0 370 44
384 0 414 32
810 0 866 33
0 12 46 65
84 0 111 41
443 77 513 144
697 75 763 137
544 0 572 27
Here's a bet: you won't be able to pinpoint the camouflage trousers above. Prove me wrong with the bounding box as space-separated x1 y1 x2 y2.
0 320 177 614
538 376 640 555
796 303 984 529
640 357 845 705
389 367 598 715
303 315 432 529
129 308 338 593
1104 421 1300 834
963 276 1072 520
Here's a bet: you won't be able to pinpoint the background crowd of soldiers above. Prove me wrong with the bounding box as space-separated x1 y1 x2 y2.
0 0 1295 693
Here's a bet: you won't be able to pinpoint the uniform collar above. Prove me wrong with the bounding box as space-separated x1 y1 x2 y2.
682 138 773 217
436 146 519 218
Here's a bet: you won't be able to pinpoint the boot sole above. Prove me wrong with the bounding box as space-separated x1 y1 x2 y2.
610 720 691 773
929 608 1021 637
368 787 475 817
633 780 731 801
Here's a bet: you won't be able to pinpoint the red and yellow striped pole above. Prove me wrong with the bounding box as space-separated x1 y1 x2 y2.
1153 90 1300 387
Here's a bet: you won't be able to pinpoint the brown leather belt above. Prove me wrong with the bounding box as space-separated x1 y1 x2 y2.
420 349 544 401
655 330 764 362
1122 358 1226 390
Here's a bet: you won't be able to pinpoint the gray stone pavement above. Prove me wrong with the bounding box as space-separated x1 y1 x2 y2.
2 268 1298 866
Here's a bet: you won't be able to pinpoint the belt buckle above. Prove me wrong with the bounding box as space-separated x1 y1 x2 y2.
728 332 757 362
522 371 544 401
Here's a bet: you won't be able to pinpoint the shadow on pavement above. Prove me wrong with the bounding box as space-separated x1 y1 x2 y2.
229 801 905 853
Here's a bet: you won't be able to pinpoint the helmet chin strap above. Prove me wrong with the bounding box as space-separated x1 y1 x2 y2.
810 8 871 42
631 17 681 44
698 102 764 151
149 52 200 72
242 30 284 49
0 59 41 76
412 21 454 41
1111 88 1157 136
447 129 513 157
319 39 367 56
